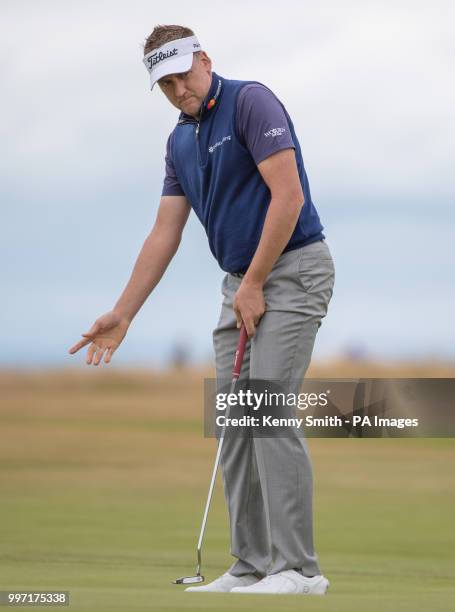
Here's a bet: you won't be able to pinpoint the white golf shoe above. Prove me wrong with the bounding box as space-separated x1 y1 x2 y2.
231 570 329 595
185 571 260 592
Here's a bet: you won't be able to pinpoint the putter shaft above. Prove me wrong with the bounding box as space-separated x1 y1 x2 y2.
174 325 248 584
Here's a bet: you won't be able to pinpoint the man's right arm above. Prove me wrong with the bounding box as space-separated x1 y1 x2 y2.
68 195 190 364
113 195 191 323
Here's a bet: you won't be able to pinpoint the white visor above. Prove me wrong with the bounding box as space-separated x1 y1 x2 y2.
143 35 201 90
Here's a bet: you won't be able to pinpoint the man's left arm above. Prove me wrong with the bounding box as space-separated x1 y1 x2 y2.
234 147 304 336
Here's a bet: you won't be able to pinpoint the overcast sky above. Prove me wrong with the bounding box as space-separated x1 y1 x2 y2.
1 0 454 366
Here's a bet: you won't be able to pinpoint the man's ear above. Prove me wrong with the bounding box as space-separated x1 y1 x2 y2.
198 50 212 70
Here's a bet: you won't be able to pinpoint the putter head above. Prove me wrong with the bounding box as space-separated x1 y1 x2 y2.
172 574 205 585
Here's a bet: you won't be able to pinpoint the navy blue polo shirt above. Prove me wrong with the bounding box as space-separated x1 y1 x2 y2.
162 71 324 273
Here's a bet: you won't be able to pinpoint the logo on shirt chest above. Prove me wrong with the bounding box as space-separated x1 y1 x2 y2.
208 135 232 154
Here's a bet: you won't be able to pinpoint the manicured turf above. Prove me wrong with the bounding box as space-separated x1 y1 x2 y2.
1 370 454 611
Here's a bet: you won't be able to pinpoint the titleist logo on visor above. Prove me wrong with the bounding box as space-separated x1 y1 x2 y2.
144 38 201 73
146 47 179 70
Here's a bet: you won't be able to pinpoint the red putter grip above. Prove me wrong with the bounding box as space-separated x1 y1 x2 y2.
232 324 248 378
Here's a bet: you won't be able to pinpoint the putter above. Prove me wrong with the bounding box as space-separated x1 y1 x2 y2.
173 324 249 585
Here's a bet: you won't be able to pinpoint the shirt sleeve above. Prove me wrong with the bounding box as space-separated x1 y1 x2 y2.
161 132 185 197
235 84 295 165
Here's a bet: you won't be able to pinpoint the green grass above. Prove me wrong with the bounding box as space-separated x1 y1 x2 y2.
0 372 454 611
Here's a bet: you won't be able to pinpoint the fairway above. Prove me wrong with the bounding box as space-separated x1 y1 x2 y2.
1 369 454 611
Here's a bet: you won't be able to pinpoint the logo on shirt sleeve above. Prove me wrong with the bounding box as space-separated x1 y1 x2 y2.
264 127 286 138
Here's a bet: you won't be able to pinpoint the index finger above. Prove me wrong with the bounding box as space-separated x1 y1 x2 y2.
244 317 256 338
68 336 92 354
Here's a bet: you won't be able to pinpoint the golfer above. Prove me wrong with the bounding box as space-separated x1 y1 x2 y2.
69 24 335 596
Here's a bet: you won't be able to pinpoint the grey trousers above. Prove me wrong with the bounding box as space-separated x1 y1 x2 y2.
213 240 335 578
